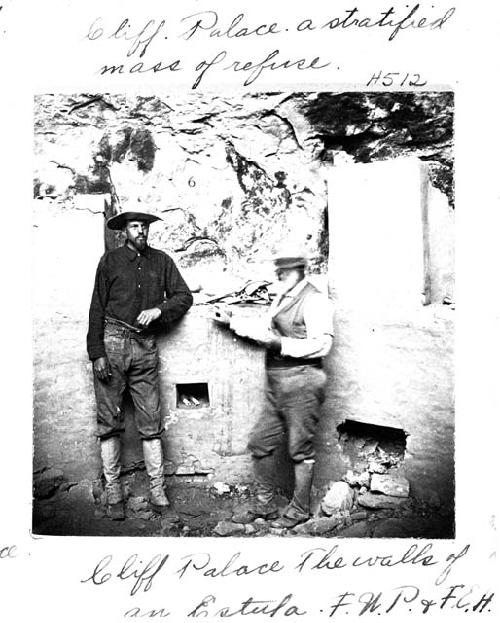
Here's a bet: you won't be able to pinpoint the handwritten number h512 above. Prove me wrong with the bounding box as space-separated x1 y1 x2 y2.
367 71 427 87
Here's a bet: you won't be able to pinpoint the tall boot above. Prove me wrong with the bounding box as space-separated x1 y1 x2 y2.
142 439 170 514
232 454 278 523
270 459 314 529
100 436 125 520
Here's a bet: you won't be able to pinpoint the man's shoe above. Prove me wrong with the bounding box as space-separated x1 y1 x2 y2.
105 479 125 520
232 501 279 524
232 454 279 523
107 499 125 521
270 512 309 530
149 480 170 515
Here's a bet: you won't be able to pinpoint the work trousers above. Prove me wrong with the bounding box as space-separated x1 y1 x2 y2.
248 364 327 462
93 323 163 440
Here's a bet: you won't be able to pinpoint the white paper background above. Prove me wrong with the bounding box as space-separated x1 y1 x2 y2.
0 0 498 621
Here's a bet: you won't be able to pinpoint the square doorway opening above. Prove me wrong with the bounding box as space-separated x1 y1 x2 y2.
176 383 210 409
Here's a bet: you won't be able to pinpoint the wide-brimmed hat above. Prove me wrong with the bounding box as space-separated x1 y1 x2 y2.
106 211 162 231
270 243 309 269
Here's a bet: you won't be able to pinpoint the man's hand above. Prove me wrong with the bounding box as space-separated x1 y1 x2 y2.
257 334 282 352
93 356 112 382
136 307 162 327
212 305 232 326
230 318 282 351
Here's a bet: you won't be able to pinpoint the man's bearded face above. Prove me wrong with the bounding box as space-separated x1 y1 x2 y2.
124 220 150 252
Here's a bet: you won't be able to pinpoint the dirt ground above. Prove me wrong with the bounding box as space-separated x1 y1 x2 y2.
33 469 453 539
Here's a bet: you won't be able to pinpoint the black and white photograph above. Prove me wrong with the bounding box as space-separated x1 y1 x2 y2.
2 0 498 619
32 91 455 539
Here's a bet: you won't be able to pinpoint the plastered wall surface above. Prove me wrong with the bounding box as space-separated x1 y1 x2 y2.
121 307 267 483
324 158 454 512
33 201 104 482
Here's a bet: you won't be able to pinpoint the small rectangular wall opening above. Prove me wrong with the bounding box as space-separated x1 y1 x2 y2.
337 419 407 471
176 383 210 409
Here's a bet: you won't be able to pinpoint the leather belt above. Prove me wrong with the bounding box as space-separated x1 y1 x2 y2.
105 316 145 335
266 355 323 369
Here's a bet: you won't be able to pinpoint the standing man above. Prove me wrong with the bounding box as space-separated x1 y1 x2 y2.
214 244 333 529
87 210 193 520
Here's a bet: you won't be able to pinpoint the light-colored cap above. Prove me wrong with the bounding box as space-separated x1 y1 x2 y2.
270 243 309 269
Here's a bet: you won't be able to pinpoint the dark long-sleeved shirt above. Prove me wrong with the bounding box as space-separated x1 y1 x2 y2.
87 243 193 360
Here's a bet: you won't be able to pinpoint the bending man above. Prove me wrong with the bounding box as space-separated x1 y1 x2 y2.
214 244 333 529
